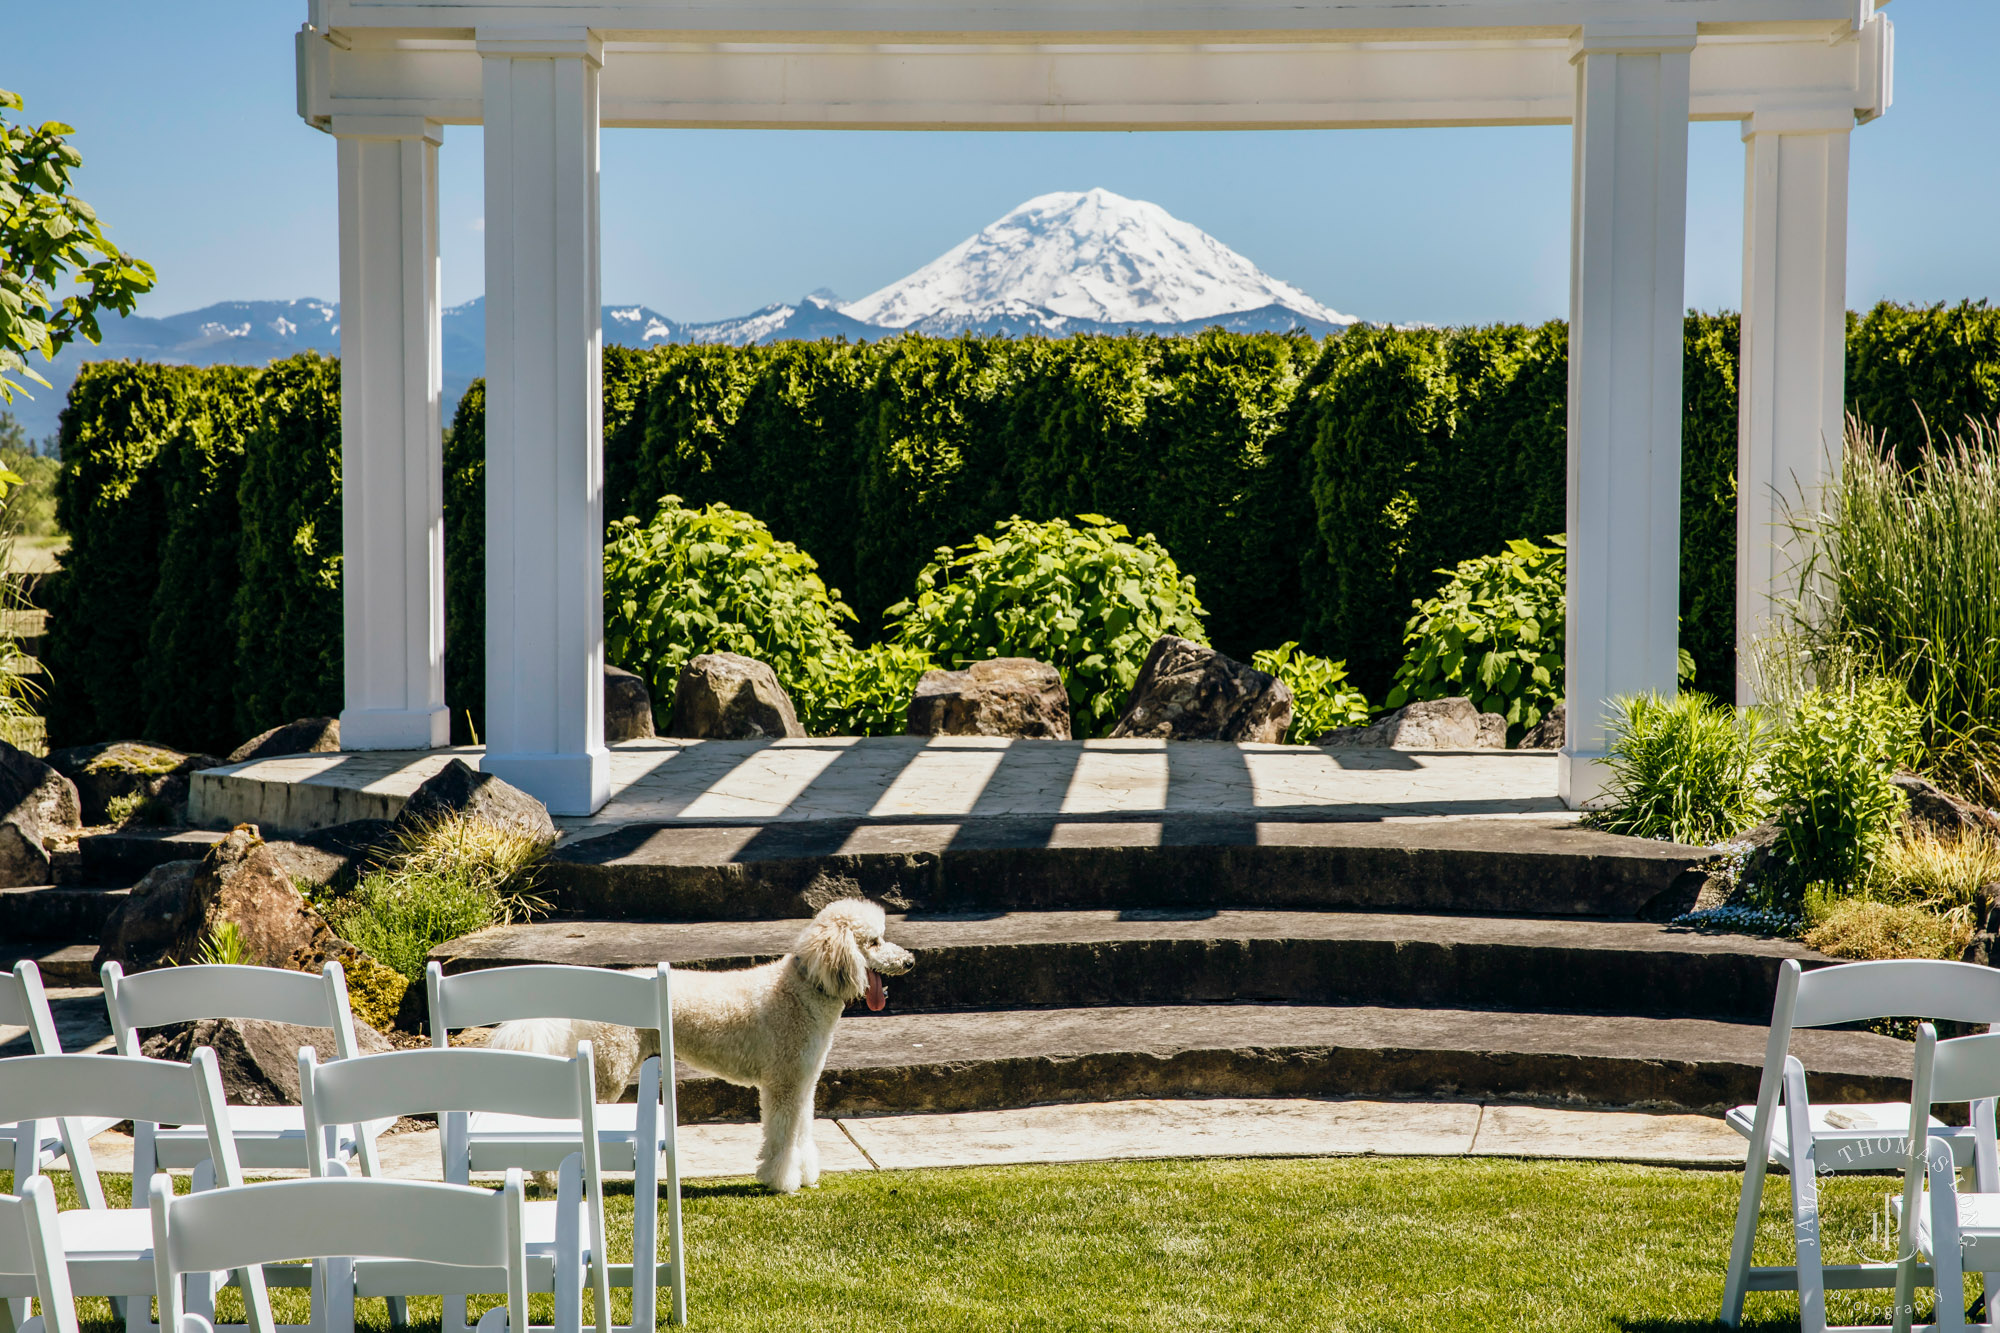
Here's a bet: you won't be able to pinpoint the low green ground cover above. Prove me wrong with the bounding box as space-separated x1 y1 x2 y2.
16 1156 1966 1331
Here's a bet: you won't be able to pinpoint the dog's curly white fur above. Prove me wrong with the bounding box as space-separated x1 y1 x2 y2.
488 899 914 1193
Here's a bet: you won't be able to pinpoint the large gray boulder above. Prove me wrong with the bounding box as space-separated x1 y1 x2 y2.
96 859 204 970
1317 697 1508 750
1108 637 1292 743
1518 703 1566 751
96 825 346 973
669 652 805 740
0 740 80 887
142 1016 394 1106
47 741 223 825
1894 772 2000 841
228 717 341 764
395 758 557 842
906 658 1072 740
605 665 657 743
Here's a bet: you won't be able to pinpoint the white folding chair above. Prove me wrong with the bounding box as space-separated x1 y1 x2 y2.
0 1177 79 1333
426 963 684 1329
0 1050 273 1333
298 1045 605 1333
1723 958 2000 1329
150 1174 529 1333
102 962 392 1184
1 963 109 1210
1885 1024 2000 1333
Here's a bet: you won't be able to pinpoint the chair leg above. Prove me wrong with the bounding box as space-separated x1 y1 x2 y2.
2 1296 26 1333
1783 1074 1829 1333
183 1162 218 1328
554 1155 584 1333
1722 1127 1775 1325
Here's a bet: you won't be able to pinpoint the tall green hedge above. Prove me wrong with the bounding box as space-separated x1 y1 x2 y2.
46 364 248 749
231 353 343 735
442 380 486 745
142 368 263 751
45 299 2000 748
1847 300 2000 461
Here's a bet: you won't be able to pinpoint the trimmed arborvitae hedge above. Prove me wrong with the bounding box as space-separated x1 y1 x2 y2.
442 379 486 745
1847 300 2000 463
46 364 241 749
230 353 344 737
142 367 263 751
44 300 2000 747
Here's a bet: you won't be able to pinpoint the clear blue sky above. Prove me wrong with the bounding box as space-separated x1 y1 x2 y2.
3 1 1994 327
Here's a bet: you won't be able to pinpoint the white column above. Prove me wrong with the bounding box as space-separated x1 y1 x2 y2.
335 117 450 752
1561 24 1695 808
1736 108 1852 704
478 29 608 815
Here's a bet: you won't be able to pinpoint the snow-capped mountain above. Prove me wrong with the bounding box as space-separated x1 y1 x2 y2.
843 188 1351 335
3 190 1354 440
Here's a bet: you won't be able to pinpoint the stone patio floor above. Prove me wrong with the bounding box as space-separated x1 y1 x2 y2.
76 1097 1746 1180
190 738 1569 837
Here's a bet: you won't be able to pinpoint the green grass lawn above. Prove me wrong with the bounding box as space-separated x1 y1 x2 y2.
18 1157 1971 1331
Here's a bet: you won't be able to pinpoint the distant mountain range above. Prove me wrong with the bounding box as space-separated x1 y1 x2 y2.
5 188 1354 441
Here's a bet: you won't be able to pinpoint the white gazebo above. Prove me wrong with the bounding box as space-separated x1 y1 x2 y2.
297 0 1893 816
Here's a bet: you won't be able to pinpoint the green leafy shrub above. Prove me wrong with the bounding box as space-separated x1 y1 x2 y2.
1763 680 1923 896
232 353 342 737
885 514 1208 738
803 643 935 737
1385 537 1566 736
602 495 859 725
1252 642 1368 744
1594 692 1765 846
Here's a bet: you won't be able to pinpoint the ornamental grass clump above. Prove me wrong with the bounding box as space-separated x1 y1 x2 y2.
1595 692 1765 846
1385 537 1565 739
1803 898 1974 962
1251 642 1369 744
315 813 553 982
885 514 1207 737
1799 826 1999 961
1783 418 2000 804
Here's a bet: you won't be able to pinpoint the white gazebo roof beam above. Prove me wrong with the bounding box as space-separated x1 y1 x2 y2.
309 0 1864 42
301 25 1886 130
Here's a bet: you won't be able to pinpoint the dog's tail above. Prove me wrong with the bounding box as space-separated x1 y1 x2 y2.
487 1016 583 1057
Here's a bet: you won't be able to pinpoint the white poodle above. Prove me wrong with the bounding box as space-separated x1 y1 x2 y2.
489 898 914 1194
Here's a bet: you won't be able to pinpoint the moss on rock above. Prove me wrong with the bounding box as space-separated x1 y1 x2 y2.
342 951 412 1033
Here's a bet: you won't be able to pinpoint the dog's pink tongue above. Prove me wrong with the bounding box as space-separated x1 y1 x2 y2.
865 969 887 1012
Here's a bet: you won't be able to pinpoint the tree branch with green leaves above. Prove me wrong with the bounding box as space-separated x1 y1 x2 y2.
0 87 155 417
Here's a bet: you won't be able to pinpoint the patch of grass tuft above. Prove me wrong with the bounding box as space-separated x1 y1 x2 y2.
1593 691 1764 845
313 813 553 982
1804 895 1973 961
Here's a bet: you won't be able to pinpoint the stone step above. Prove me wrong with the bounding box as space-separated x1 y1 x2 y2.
669 1002 1909 1121
0 883 130 941
0 941 99 986
432 911 1822 1024
74 827 224 883
538 816 1713 921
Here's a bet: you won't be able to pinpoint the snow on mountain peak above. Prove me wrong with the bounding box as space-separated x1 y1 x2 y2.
842 187 1351 332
